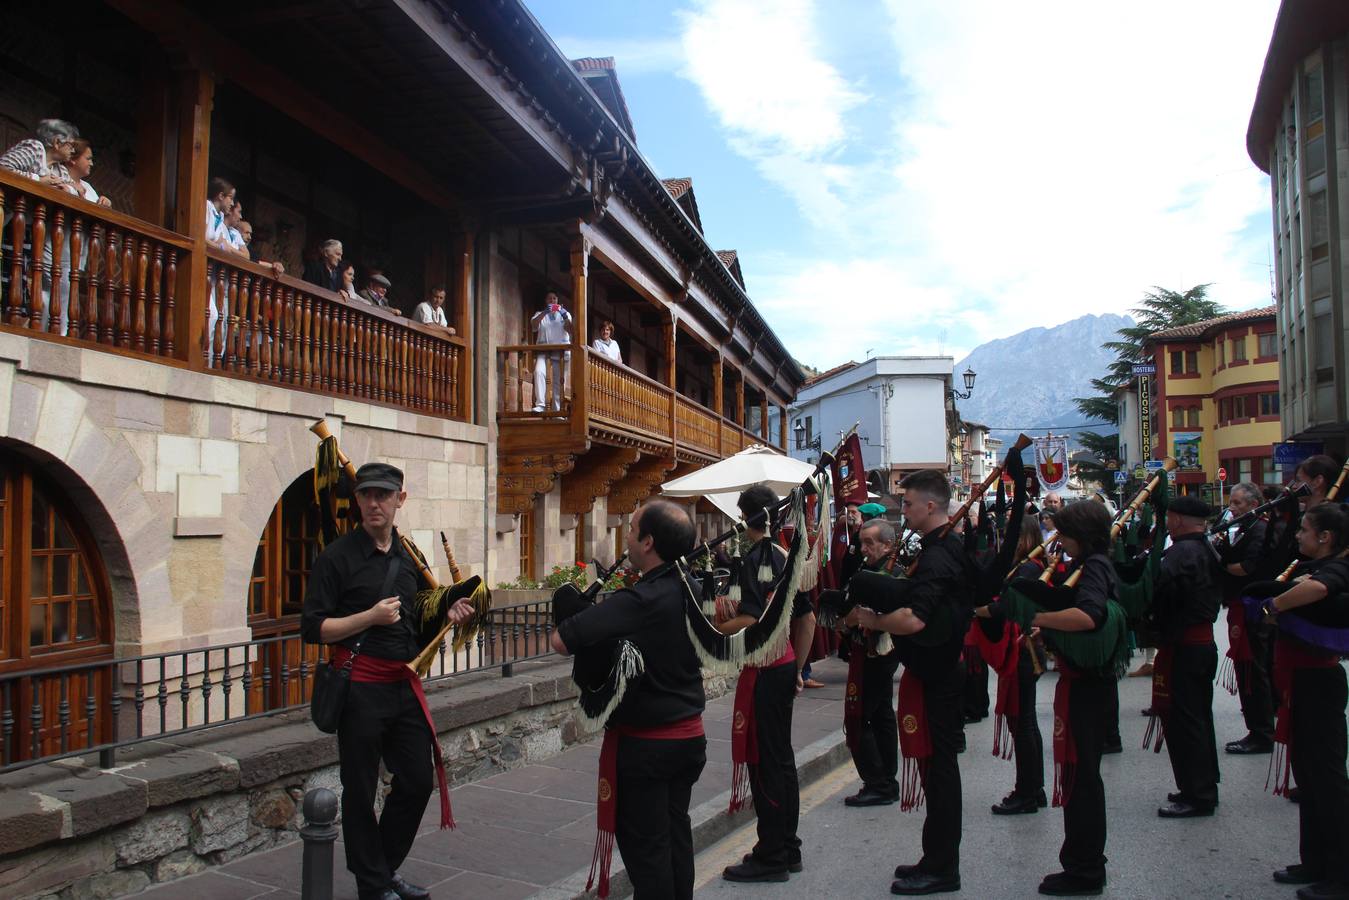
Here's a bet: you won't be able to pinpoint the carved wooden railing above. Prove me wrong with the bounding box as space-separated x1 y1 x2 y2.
588 350 673 441
676 395 720 457
204 252 466 418
496 342 572 418
0 170 189 357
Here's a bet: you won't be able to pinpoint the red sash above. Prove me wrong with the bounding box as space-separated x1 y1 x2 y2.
1267 637 1340 796
1051 660 1077 807
896 669 931 812
729 666 759 813
590 715 705 898
332 648 454 831
1144 623 1213 752
843 641 865 751
974 620 1020 760
963 621 985 675
1217 602 1253 696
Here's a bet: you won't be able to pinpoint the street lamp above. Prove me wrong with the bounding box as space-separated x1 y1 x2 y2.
950 367 977 401
792 419 821 451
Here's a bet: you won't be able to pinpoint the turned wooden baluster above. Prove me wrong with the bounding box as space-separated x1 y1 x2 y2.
47 207 65 334
266 281 282 379
5 195 25 324
83 224 102 343
228 267 244 371
27 202 47 329
163 249 177 355
303 292 316 387
395 329 407 406
200 261 215 365
340 306 351 393
101 229 118 346
148 245 163 355
67 217 83 338
359 313 372 399
414 336 427 411
117 233 134 348
250 275 265 376
381 322 392 402
0 188 6 318
323 303 335 391
313 299 327 390
132 238 149 351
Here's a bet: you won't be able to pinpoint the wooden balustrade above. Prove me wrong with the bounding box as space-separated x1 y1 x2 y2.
587 350 673 441
676 396 720 457
204 252 467 418
496 342 573 417
0 170 188 358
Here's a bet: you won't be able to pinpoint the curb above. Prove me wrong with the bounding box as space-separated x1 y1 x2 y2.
533 728 851 900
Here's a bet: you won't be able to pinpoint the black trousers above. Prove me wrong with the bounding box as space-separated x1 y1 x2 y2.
915 662 963 878
1060 675 1109 881
1235 618 1276 742
748 660 802 868
1013 648 1044 797
338 681 435 899
1104 675 1121 744
962 649 989 719
616 734 707 900
1162 642 1220 806
852 653 901 795
1290 666 1349 883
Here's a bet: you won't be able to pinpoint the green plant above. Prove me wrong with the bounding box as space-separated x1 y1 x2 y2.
494 575 541 590
602 565 640 592
542 561 589 591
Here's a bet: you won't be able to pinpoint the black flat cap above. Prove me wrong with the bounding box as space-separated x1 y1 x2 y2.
354 462 404 492
1169 495 1211 519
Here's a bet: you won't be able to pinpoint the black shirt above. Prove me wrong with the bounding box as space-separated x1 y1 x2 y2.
893 529 975 681
1154 532 1222 636
300 527 421 661
1219 518 1267 600
737 538 814 621
557 567 706 728
1065 553 1116 630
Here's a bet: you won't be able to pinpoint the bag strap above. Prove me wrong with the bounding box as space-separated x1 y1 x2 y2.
342 550 404 668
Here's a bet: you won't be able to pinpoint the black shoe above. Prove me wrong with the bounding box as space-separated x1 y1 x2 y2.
390 875 430 900
846 787 898 807
1226 735 1274 755
1166 791 1219 806
1288 786 1303 803
1101 738 1123 755
1275 864 1322 885
992 791 1040 815
741 853 802 874
895 863 921 879
1036 789 1048 807
723 859 789 883
362 892 400 900
956 734 967 754
891 872 961 894
1140 707 1155 717
1297 882 1349 900
1157 800 1215 818
1038 871 1105 896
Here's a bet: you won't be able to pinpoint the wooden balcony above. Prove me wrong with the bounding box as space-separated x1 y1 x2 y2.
495 345 780 515
0 170 469 421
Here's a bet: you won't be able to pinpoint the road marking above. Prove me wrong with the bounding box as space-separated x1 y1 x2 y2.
693 759 856 889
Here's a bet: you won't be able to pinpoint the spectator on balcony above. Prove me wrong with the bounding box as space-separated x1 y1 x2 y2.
206 177 237 253
0 118 79 192
238 221 285 278
62 139 111 208
413 286 456 335
224 201 252 258
359 273 396 311
303 239 344 292
592 319 622 364
336 261 360 303
530 291 572 412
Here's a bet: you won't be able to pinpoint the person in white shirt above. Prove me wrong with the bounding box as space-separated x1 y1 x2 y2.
413 286 456 335
591 319 621 364
225 201 250 257
63 139 110 208
205 177 236 365
529 291 572 412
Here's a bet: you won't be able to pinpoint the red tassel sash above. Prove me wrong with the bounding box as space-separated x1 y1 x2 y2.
1268 637 1339 796
975 621 1019 760
843 644 864 752
729 666 760 813
1051 660 1077 807
1144 623 1213 752
896 669 931 812
1218 603 1253 696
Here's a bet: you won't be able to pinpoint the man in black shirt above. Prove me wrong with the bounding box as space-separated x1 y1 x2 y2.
1217 482 1274 754
852 469 973 896
1151 495 1223 818
551 500 705 900
301 463 474 900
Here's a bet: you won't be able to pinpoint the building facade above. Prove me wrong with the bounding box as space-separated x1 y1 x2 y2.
1246 0 1349 459
0 0 801 763
1143 307 1282 496
787 356 953 494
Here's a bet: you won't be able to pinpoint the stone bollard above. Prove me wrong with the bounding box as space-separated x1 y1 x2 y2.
301 788 339 900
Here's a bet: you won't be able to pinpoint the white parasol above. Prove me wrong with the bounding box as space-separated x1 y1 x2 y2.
660 444 818 518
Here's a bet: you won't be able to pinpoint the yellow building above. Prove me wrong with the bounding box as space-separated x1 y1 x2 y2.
1144 307 1282 497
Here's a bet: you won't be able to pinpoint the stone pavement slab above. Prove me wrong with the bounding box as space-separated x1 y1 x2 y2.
132 658 851 900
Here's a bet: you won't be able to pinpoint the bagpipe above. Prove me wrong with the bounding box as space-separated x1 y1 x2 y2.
999 460 1177 676
1240 554 1349 655
1208 482 1308 557
308 420 492 677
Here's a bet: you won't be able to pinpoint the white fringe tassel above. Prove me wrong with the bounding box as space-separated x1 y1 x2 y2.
574 640 646 734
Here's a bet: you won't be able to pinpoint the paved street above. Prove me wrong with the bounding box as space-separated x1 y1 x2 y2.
693 652 1306 900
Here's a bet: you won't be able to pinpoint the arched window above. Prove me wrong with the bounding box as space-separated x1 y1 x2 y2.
247 473 321 709
0 449 113 759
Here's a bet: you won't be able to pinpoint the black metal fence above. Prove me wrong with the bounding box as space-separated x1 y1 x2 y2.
0 600 554 774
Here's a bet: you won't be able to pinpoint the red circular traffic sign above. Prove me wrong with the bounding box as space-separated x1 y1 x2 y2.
1217 467 1227 482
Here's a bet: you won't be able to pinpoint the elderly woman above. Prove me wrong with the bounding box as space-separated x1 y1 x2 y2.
591 319 622 363
0 118 79 192
63 139 111 207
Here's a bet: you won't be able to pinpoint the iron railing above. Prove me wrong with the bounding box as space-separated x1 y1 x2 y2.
0 600 554 774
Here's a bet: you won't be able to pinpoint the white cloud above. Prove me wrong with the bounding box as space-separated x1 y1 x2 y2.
675 0 1282 368
551 34 685 76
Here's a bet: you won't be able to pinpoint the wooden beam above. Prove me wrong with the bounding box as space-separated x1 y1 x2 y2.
455 231 475 422
133 59 173 229
569 224 590 441
171 68 214 369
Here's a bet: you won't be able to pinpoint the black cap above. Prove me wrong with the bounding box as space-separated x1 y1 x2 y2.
1169 495 1211 519
354 462 404 492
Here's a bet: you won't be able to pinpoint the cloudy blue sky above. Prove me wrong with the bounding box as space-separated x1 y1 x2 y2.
526 0 1282 370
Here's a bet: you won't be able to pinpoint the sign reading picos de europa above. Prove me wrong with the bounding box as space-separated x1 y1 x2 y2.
1138 375 1151 458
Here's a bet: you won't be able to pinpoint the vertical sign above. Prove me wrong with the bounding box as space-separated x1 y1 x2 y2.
1138 376 1151 458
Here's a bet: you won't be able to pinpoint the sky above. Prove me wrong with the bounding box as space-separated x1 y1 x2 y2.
525 0 1283 371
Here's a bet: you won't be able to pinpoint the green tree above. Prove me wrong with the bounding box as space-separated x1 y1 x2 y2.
1073 284 1226 426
